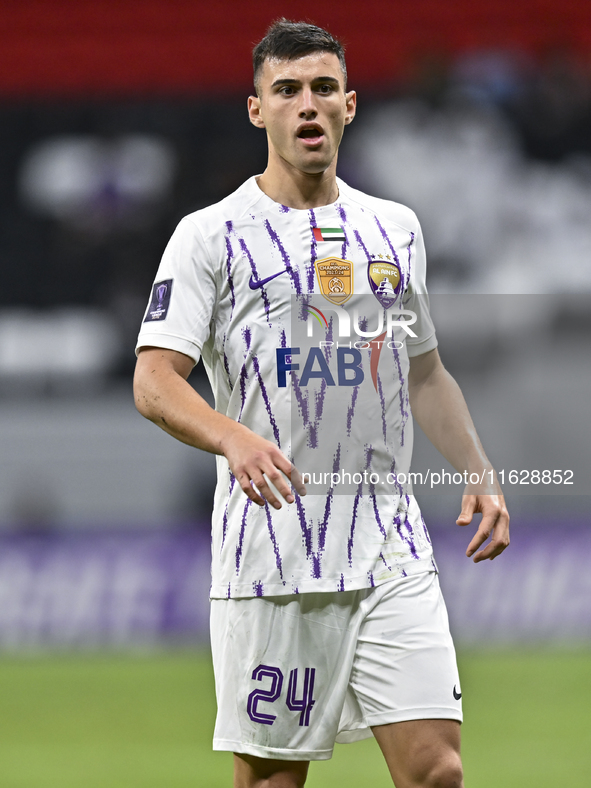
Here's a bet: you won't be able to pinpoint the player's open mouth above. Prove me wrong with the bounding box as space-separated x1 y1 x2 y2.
297 124 324 146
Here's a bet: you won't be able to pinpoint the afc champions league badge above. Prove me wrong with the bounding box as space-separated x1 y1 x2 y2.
144 278 173 322
367 261 401 308
314 257 353 305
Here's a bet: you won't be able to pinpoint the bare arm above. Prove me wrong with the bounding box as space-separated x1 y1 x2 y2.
408 348 510 562
133 347 304 509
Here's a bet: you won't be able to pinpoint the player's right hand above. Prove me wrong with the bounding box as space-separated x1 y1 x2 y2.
220 424 306 509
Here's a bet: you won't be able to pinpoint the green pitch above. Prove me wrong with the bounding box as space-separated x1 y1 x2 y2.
0 649 589 787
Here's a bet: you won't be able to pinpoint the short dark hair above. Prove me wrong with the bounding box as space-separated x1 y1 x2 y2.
252 19 347 95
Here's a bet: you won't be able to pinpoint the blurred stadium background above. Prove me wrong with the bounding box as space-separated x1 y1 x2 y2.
0 1 590 786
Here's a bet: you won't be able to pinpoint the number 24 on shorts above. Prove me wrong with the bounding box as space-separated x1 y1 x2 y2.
247 664 316 727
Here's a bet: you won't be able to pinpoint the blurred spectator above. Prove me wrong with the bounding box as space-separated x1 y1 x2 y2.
344 46 591 294
450 49 529 107
510 49 591 161
19 134 176 234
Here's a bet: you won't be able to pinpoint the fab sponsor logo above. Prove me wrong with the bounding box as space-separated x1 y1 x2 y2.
277 301 418 389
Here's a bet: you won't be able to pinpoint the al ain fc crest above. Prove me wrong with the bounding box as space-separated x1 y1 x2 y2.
314 257 353 305
368 261 401 308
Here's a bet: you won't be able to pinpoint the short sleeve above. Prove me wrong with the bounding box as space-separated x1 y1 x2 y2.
136 217 216 365
403 220 438 358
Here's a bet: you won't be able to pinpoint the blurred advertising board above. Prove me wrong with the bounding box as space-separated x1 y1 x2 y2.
0 524 588 649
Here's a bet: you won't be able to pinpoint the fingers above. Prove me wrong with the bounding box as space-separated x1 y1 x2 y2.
236 473 266 507
465 525 490 559
257 462 295 510
290 464 308 497
235 456 292 510
465 496 510 562
228 436 306 509
456 495 476 527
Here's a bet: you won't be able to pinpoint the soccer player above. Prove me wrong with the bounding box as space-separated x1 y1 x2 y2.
134 19 509 788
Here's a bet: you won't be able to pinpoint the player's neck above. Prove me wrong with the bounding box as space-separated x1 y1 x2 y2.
256 160 339 210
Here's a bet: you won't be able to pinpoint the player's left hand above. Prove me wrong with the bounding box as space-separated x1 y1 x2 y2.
456 493 510 562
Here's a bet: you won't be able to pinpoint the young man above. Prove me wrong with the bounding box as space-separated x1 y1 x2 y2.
134 20 509 788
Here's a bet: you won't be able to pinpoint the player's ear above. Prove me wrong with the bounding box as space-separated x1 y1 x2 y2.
248 95 265 129
344 90 357 125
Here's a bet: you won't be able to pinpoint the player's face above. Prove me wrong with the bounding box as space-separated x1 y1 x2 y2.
248 52 356 176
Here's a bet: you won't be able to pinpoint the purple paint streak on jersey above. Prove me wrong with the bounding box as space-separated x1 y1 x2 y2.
391 343 409 446
376 373 388 444
291 320 333 449
336 204 350 258
371 491 387 540
338 574 345 592
310 443 341 579
297 476 345 580
264 219 302 294
308 210 318 292
252 354 281 447
309 321 334 446
280 204 290 213
291 373 310 436
396 509 419 560
238 363 248 421
347 494 361 567
297 293 312 323
222 343 233 389
407 231 415 291
295 495 314 557
347 446 373 566
264 502 284 580
311 381 328 449
224 223 236 313
402 568 408 578
353 227 373 262
368 571 375 587
221 474 237 549
374 214 403 285
347 446 374 565
239 237 272 322
237 329 254 420
311 554 322 579
235 499 252 574
253 581 264 596
227 583 232 599
279 328 287 348
346 386 359 436
345 316 361 436
379 551 392 570
389 457 404 497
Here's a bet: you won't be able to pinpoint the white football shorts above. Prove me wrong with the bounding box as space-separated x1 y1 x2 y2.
210 571 462 761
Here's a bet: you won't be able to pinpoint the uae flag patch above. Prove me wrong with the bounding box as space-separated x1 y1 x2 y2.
313 227 346 243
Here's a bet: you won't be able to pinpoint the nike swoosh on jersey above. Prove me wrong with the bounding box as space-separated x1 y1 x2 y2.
249 269 290 290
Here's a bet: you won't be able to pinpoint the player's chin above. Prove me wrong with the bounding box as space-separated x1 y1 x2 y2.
297 152 335 174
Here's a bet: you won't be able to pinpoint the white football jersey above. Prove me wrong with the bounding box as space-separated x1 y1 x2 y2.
137 177 439 598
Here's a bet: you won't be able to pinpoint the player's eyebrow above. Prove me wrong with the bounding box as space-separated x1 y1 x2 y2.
271 76 340 88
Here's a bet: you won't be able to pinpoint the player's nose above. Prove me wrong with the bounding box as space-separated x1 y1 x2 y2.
298 88 318 118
